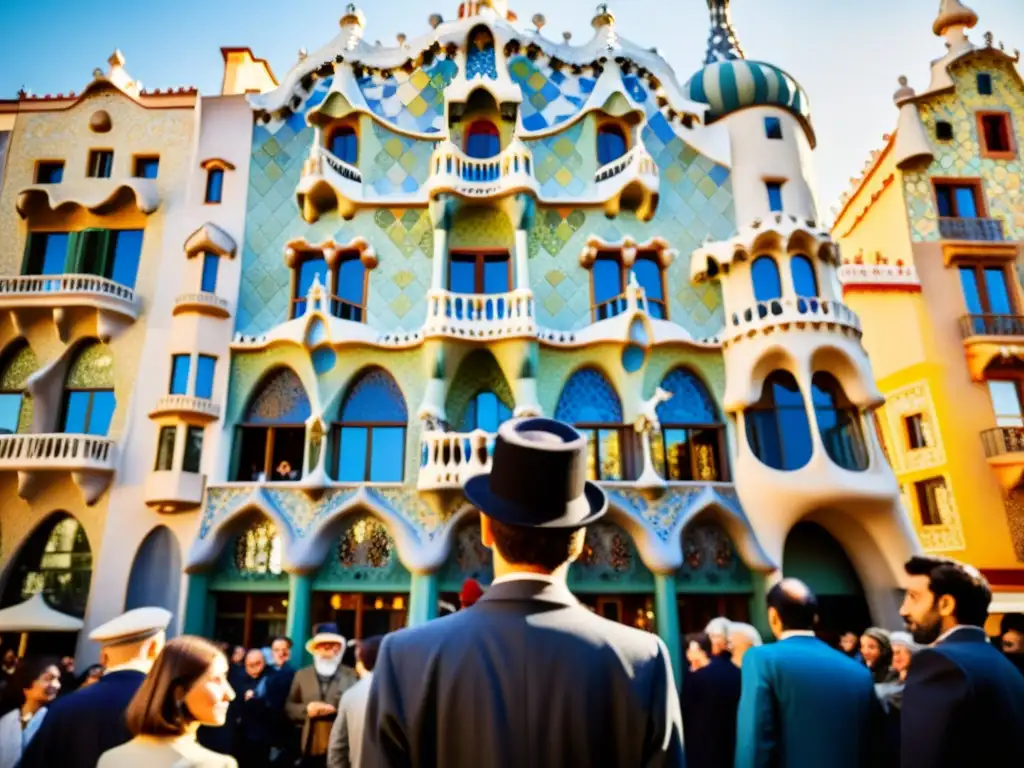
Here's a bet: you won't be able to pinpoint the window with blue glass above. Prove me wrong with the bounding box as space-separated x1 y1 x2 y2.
329 126 359 165
133 156 159 179
35 161 64 184
464 121 500 159
751 255 783 302
205 168 224 204
745 370 813 471
200 252 219 293
555 368 637 481
652 368 727 481
934 181 980 218
108 230 143 289
812 372 868 472
597 124 628 165
766 181 784 213
977 73 993 95
169 355 190 395
333 257 366 321
61 341 116 436
0 342 37 436
195 355 216 399
448 251 510 295
790 254 819 297
333 368 407 483
632 255 667 319
959 263 1018 335
87 150 113 179
461 390 512 432
47 229 143 289
292 256 328 317
234 367 311 482
23 232 70 276
591 256 624 320
764 117 783 140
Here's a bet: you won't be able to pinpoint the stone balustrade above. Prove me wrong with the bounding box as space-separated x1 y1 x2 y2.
726 297 862 341
0 433 116 471
424 289 537 339
418 430 495 491
173 291 231 318
426 140 535 199
149 395 221 423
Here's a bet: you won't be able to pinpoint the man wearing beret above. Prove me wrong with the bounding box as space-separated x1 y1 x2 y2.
18 606 170 768
362 418 685 768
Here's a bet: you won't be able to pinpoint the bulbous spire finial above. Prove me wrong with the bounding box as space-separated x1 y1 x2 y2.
933 0 978 37
705 0 745 65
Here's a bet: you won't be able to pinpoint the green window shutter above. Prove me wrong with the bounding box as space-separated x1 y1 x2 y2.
21 232 37 274
67 231 83 272
73 229 114 277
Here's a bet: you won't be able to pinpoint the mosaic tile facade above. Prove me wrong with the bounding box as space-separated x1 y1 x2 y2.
507 56 596 132
567 520 655 588
363 121 435 196
902 55 1024 241
313 515 412 588
444 350 515 430
357 56 459 135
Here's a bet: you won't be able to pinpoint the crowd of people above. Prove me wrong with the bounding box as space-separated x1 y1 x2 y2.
0 417 1023 767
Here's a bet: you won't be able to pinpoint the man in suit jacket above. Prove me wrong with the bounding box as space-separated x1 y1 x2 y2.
734 579 881 768
286 625 358 768
362 418 685 768
17 607 170 768
327 635 381 768
899 555 1024 767
682 631 740 768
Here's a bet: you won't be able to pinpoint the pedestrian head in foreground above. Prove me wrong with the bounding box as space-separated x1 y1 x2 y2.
900 554 991 645
705 617 731 657
729 622 763 667
766 578 818 638
360 417 685 768
97 636 236 767
0 657 61 767
685 632 712 671
860 627 894 683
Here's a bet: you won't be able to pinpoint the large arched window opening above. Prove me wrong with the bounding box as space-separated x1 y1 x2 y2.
790 254 819 298
597 123 628 166
125 526 181 613
751 255 783 303
234 368 311 482
555 368 638 481
291 253 328 318
328 125 359 166
464 120 500 159
333 369 408 482
745 370 813 471
812 372 869 472
460 390 512 433
1 514 92 618
652 369 728 481
61 341 115 436
0 341 38 435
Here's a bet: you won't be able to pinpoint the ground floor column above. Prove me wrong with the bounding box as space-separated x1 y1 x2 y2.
287 573 313 665
182 573 209 636
654 572 682 690
407 571 439 627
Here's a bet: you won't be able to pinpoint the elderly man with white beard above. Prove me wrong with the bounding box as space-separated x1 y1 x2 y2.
286 624 359 768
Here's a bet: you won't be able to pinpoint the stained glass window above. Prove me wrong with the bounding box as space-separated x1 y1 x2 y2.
652 369 727 482
235 368 311 481
244 368 311 424
62 341 115 436
334 369 407 482
6 515 93 618
555 369 636 480
234 520 282 575
0 341 38 435
812 372 868 472
745 371 813 471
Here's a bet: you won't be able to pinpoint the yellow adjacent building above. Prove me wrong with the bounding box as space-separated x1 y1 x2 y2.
833 0 1024 623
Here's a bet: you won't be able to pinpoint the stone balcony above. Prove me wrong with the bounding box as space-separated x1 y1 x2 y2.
172 291 231 319
838 263 921 292
958 314 1024 382
425 139 536 201
938 217 1005 242
144 469 205 513
593 142 660 221
423 289 537 341
296 144 377 223
982 426 1024 493
0 433 117 504
149 395 221 424
15 177 160 219
418 430 494 491
724 297 862 344
0 274 141 341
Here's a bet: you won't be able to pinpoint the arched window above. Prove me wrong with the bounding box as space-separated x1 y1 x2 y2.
334 256 367 322
1 514 92 618
791 254 818 298
555 368 637 481
235 520 283 575
745 370 813 471
633 254 667 319
333 369 408 482
590 251 666 321
329 126 359 166
61 341 115 436
0 341 38 435
460 390 512 432
234 368 311 482
597 124 628 165
812 372 869 472
652 369 728 481
292 253 328 318
751 256 783 302
464 121 500 159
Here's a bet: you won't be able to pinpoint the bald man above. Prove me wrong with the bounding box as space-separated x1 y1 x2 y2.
226 648 273 768
734 579 883 768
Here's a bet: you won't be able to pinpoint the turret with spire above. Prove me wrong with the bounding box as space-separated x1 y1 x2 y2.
705 0 745 64
933 0 978 55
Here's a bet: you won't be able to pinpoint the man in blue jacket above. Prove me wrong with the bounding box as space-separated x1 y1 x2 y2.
899 555 1024 768
734 579 881 768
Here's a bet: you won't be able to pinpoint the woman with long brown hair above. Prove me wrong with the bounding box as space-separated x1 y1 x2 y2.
97 636 236 768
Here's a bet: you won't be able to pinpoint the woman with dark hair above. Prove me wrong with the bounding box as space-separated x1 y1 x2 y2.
74 664 105 691
0 657 61 768
860 627 897 684
96 636 236 768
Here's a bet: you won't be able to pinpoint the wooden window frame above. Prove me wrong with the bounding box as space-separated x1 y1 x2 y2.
977 111 1017 160
131 154 160 179
235 423 306 481
588 250 669 321
289 250 369 321
903 413 928 450
657 423 729 482
914 476 947 527
447 249 511 295
332 254 370 321
575 423 640 482
330 420 407 483
154 425 177 471
932 177 987 218
60 387 114 435
984 374 1024 427
290 252 331 319
86 149 114 179
957 260 1019 315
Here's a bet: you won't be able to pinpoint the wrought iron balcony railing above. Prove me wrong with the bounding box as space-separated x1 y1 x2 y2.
938 217 1005 242
982 426 1024 458
959 314 1024 339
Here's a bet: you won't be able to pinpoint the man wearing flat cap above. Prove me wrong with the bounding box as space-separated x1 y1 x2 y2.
362 417 685 768
18 606 171 768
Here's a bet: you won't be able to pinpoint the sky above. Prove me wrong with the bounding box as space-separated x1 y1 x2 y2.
1 0 1022 216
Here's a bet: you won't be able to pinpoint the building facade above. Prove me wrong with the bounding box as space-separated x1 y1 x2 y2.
833 0 1024 627
0 0 918 678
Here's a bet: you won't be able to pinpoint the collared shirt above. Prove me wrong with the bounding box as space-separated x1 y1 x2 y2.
933 624 985 646
104 660 151 675
779 630 816 640
491 572 561 587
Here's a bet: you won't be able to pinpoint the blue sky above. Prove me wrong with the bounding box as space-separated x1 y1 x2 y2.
1 0 1022 213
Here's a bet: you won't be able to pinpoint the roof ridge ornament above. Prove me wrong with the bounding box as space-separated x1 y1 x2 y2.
933 0 978 38
704 0 745 65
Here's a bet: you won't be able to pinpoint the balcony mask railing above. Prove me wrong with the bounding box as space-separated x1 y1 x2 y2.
0 274 137 303
982 426 1024 458
729 297 861 335
429 140 533 196
938 217 1005 242
424 289 535 338
0 433 115 467
959 314 1024 339
418 429 495 489
311 144 362 183
594 143 659 184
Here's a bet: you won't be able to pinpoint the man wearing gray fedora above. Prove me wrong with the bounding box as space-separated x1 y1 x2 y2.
361 417 685 768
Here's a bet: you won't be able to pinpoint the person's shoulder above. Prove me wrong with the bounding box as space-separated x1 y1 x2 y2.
190 742 239 767
579 610 666 661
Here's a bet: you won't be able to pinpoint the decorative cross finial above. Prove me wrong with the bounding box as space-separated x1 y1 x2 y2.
704 0 745 65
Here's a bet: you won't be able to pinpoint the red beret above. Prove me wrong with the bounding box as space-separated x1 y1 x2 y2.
460 579 485 607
